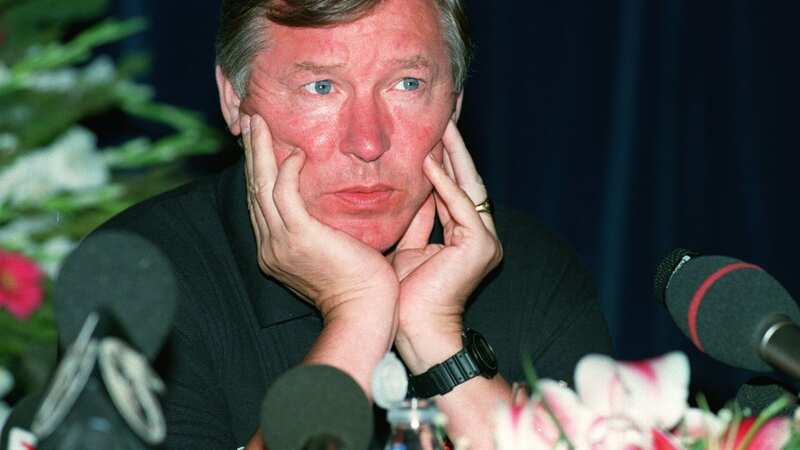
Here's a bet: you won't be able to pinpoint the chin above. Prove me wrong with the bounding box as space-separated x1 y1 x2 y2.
320 215 406 252
344 222 403 252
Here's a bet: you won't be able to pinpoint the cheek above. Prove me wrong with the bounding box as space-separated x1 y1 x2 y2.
393 112 447 172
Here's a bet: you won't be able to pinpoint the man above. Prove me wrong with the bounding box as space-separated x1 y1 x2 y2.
102 0 612 448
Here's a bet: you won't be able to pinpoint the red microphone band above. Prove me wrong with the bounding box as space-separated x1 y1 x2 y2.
688 262 762 351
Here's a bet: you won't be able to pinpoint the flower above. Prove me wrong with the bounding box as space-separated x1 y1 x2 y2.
0 126 109 207
494 352 795 450
0 367 13 434
0 249 44 319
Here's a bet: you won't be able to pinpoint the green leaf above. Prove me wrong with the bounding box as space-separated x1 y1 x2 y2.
9 17 147 76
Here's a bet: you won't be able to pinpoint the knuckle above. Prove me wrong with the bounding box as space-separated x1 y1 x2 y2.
493 241 504 265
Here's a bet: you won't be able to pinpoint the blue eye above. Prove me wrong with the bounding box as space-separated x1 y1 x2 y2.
303 80 333 95
395 78 422 91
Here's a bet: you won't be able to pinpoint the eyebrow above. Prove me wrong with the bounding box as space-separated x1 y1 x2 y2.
291 55 433 75
292 61 346 75
390 55 433 70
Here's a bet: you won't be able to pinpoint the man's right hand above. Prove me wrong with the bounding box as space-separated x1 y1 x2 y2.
241 114 399 325
241 114 399 394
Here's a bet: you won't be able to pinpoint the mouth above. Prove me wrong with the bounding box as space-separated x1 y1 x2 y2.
333 184 395 207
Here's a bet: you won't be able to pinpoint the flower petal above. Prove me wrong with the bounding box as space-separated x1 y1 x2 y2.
724 417 791 450
576 352 690 429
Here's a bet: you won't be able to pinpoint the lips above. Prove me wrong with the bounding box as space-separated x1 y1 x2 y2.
333 185 395 207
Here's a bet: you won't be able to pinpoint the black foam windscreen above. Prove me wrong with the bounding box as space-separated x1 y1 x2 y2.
54 230 177 360
653 248 698 305
664 255 800 372
736 377 796 415
261 365 373 450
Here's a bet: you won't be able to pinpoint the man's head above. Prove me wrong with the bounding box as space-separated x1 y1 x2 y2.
215 0 471 251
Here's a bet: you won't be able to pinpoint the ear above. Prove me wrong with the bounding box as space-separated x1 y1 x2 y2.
216 65 243 135
451 91 464 123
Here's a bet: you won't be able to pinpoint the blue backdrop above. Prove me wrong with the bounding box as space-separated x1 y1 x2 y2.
111 0 800 405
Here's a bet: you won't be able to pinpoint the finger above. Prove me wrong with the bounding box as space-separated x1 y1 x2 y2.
442 121 488 203
272 149 312 232
442 144 456 180
241 114 253 184
441 121 497 234
396 193 435 250
249 115 286 232
433 191 451 227
241 115 267 243
423 154 484 231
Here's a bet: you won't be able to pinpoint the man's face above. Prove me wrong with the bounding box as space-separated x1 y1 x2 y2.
240 0 457 251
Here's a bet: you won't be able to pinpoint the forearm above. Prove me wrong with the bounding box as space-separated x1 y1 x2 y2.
304 314 395 398
436 374 511 450
396 327 511 450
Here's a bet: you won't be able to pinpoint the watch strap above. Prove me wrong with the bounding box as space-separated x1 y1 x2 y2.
409 348 481 398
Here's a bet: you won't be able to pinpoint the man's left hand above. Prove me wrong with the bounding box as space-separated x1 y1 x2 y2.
389 120 503 373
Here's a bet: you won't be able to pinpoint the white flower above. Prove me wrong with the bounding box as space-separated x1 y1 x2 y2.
20 56 115 93
46 128 109 191
495 352 691 450
83 56 116 85
38 236 77 277
0 215 59 249
0 367 13 434
0 63 10 85
0 127 109 206
25 68 79 92
0 133 18 154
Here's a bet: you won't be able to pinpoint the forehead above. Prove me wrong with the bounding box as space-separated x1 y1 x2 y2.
258 0 449 74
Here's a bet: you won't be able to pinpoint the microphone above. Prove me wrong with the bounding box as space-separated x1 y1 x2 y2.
654 249 800 379
261 365 373 450
30 230 177 449
736 377 796 415
1 395 41 450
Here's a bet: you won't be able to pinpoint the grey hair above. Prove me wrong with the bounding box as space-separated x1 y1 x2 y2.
214 0 472 98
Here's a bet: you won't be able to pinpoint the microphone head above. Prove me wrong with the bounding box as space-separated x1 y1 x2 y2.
653 248 698 305
659 252 800 372
736 377 796 415
1 395 41 450
54 230 177 360
261 365 373 450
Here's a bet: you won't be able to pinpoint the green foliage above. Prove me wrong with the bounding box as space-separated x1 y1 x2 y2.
0 0 222 395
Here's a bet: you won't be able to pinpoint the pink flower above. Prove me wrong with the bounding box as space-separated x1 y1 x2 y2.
576 352 690 431
495 352 692 450
0 249 44 319
717 417 791 450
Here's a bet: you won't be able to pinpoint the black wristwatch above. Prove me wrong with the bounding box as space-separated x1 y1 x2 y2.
408 329 498 398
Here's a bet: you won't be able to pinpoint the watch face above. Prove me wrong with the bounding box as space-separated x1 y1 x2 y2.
466 330 498 376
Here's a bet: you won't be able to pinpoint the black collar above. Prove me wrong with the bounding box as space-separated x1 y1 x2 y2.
217 158 317 328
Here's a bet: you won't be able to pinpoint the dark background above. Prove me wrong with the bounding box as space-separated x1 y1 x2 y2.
111 0 800 405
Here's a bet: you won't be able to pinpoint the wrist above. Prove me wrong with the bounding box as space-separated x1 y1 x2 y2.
319 285 398 326
305 318 395 397
395 321 464 374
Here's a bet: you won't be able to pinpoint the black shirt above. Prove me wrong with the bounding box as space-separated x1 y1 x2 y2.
99 158 613 449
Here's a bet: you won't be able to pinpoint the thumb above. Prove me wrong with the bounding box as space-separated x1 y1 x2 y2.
396 193 435 251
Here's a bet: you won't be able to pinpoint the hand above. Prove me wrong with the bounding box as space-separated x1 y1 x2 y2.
390 121 503 372
241 114 399 326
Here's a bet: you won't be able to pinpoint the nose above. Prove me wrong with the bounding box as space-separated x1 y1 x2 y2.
340 92 391 162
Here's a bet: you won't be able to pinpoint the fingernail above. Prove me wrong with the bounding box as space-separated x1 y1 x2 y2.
241 116 251 135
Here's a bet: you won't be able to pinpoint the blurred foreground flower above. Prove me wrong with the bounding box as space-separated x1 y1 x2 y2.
495 352 797 450
0 367 12 433
0 249 43 319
